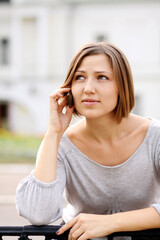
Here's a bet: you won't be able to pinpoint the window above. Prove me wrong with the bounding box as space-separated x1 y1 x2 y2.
95 34 107 42
0 38 10 65
0 102 9 129
0 0 10 2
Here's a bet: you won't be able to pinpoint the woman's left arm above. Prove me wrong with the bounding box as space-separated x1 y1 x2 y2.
57 207 160 240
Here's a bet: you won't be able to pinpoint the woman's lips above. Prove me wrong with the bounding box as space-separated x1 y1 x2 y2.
82 99 100 106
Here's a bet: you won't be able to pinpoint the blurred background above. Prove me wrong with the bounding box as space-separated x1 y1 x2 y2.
0 0 160 235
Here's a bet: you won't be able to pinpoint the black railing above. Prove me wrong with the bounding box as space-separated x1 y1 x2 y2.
0 225 68 240
0 225 160 240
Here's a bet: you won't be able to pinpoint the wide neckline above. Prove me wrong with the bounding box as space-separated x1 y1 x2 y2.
64 120 154 169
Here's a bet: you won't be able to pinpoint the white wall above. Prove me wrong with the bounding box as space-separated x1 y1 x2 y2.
0 1 160 135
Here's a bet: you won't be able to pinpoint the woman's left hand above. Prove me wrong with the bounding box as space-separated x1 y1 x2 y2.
56 213 116 240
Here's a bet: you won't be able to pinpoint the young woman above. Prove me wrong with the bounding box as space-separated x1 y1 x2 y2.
16 42 160 240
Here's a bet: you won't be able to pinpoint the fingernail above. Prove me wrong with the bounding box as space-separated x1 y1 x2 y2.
56 230 60 235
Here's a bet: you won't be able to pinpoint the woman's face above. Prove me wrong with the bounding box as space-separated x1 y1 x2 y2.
71 54 118 120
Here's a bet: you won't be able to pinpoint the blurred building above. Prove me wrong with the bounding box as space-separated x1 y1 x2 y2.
0 0 160 135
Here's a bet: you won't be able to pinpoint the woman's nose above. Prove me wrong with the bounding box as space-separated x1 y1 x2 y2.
83 79 95 94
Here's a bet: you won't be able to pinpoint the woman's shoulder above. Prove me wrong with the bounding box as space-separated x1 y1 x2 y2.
147 118 160 138
59 119 85 154
136 117 160 147
65 118 85 141
121 115 160 149
130 114 160 133
149 118 160 128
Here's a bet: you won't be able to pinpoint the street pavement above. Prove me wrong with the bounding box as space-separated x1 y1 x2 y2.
0 164 62 239
0 164 34 226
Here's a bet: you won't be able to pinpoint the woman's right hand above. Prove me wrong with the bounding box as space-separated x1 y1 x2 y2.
48 87 74 135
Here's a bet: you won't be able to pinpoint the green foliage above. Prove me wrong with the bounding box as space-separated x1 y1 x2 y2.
0 129 42 164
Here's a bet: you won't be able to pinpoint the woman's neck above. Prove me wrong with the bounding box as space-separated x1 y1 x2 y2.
83 115 132 144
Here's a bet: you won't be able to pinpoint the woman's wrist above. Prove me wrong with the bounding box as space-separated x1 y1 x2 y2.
107 208 160 234
110 212 123 233
45 128 63 141
103 213 120 235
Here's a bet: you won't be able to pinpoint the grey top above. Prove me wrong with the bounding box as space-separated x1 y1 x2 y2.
16 119 160 227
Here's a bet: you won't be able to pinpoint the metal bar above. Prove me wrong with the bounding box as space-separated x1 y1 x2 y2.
0 225 69 239
18 235 31 240
109 228 160 240
0 225 160 239
0 226 23 236
107 236 113 240
44 237 53 240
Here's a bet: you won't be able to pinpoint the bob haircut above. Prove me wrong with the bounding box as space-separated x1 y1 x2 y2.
61 42 135 123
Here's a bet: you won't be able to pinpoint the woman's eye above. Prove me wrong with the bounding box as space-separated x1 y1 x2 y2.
75 75 85 80
98 75 108 80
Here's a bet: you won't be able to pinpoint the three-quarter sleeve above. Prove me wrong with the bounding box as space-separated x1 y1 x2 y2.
16 152 66 226
151 123 160 215
152 204 160 215
154 136 160 175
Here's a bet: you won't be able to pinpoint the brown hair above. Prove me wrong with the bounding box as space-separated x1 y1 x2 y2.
61 42 135 123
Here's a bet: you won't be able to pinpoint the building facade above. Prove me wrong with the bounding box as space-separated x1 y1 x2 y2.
0 0 160 135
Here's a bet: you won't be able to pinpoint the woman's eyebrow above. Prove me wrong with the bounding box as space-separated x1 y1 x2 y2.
75 70 85 73
76 70 112 75
95 71 112 75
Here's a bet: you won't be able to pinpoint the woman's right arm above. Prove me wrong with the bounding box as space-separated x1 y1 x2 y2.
16 88 74 225
34 87 74 182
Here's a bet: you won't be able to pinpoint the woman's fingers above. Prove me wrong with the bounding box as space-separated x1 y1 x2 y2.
62 222 90 240
56 216 89 240
68 227 84 240
50 88 69 99
49 88 71 111
50 88 70 100
58 95 67 112
56 214 110 240
57 218 77 235
68 219 84 240
47 87 73 133
57 93 74 116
